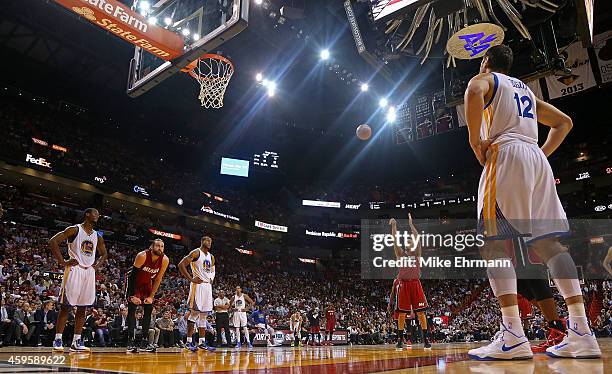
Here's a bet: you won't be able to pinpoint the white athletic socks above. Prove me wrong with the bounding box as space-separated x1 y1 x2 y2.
567 303 591 334
187 337 192 343
199 337 205 345
500 305 524 339
243 327 250 343
73 334 81 343
55 333 62 340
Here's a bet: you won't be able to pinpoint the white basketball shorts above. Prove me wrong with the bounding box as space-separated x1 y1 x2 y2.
233 311 247 328
188 282 213 312
59 265 96 306
477 141 569 243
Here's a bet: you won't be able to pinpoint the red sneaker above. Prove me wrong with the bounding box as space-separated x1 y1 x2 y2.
532 328 565 353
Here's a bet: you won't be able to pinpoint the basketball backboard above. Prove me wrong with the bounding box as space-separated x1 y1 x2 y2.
126 0 248 97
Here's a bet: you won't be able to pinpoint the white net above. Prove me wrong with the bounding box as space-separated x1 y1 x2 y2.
191 56 234 108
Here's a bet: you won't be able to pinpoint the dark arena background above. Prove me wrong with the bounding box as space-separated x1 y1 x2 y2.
0 0 611 373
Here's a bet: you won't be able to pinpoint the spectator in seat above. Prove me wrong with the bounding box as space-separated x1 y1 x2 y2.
0 298 17 347
110 307 129 346
94 311 111 347
12 300 29 346
156 309 175 348
32 299 56 346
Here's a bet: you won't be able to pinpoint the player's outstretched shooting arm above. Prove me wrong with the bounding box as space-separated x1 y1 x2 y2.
408 213 422 257
389 218 403 260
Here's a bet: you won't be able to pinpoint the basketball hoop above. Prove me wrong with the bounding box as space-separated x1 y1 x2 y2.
182 54 234 108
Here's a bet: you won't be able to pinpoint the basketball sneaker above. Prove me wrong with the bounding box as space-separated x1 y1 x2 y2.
184 342 198 352
467 324 532 360
235 342 242 349
545 323 601 358
532 328 564 353
139 343 156 353
52 338 64 352
247 342 253 349
424 340 432 350
403 341 412 350
198 343 216 352
69 338 90 353
126 344 138 353
395 340 403 351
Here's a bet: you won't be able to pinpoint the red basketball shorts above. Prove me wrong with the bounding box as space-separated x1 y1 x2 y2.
393 278 428 312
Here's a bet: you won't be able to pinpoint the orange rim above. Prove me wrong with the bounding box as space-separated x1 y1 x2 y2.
181 54 234 80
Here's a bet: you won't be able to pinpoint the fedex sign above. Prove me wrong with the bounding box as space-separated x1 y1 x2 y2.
26 154 51 168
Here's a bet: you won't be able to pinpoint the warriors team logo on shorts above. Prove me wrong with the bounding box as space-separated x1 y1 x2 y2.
81 240 94 256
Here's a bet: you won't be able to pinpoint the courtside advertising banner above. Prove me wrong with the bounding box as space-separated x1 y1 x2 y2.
248 330 349 346
53 0 184 60
255 220 288 233
594 31 612 84
545 41 596 99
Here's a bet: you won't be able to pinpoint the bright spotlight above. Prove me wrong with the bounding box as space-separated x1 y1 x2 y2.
182 28 190 36
320 49 330 60
360 83 369 92
262 78 270 87
268 81 277 90
254 0 263 4
267 88 275 97
386 106 396 122
379 98 388 108
193 33 200 41
255 73 263 82
139 1 150 11
148 17 157 25
177 198 184 206
164 17 172 26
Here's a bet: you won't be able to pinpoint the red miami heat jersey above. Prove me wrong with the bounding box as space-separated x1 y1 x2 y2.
397 250 420 280
135 250 163 288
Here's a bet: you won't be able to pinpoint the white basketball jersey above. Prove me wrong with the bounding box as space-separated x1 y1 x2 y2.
67 224 98 267
233 294 246 312
190 249 213 281
481 72 538 145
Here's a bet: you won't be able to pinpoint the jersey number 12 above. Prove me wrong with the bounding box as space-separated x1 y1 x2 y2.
513 93 534 119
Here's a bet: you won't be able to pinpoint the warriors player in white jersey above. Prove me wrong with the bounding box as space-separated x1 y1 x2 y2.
464 45 600 359
178 236 217 352
289 311 303 347
48 208 107 353
231 285 254 349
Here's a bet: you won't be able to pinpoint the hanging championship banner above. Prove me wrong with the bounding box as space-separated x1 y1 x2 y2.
415 93 434 140
545 42 596 99
594 31 612 84
432 90 455 134
525 79 544 100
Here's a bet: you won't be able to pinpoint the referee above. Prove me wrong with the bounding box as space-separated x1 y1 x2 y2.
213 290 232 347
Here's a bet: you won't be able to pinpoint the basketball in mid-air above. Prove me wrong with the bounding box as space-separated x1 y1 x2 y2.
356 124 371 140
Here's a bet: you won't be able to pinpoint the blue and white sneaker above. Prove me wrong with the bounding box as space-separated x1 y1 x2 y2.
198 343 216 352
52 338 64 352
69 339 91 353
546 322 601 358
235 342 242 349
184 342 198 352
247 342 253 349
468 324 532 360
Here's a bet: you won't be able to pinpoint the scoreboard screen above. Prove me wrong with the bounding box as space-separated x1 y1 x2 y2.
253 151 279 170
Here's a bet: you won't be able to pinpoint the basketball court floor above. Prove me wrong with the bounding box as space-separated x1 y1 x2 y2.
0 339 609 373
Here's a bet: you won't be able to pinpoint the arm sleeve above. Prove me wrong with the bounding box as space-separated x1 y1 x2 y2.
126 266 140 297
